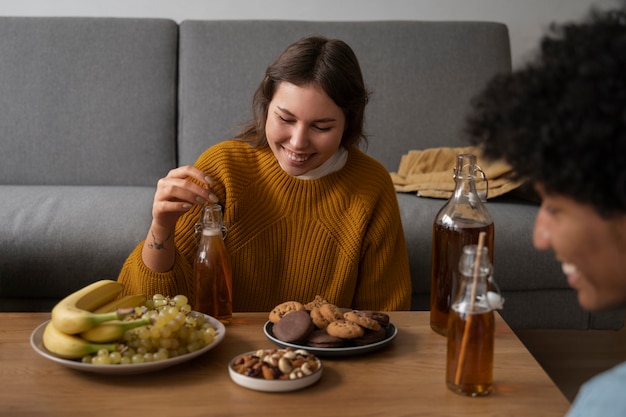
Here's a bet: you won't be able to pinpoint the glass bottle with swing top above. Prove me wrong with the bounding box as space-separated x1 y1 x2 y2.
430 153 494 336
446 244 503 396
192 204 233 324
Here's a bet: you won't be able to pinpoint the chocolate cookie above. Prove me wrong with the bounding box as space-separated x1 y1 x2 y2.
268 301 306 324
306 329 346 348
272 310 314 343
356 310 390 327
352 327 387 346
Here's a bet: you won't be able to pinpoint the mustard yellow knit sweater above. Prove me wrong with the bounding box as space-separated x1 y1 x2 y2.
117 140 412 311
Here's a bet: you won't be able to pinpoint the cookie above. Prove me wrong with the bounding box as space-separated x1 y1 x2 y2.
271 310 314 343
352 327 387 346
356 310 390 327
319 303 344 323
326 319 364 339
344 311 382 331
306 329 346 348
268 301 306 324
304 295 328 311
310 306 331 329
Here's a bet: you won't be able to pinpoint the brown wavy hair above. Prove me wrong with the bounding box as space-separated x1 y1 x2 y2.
466 6 626 217
236 36 370 149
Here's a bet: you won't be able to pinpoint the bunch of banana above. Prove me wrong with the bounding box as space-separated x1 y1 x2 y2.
43 280 148 359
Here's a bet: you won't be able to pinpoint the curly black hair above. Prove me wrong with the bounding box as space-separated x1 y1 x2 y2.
466 5 626 218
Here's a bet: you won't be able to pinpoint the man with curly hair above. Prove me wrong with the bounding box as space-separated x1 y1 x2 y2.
465 4 626 416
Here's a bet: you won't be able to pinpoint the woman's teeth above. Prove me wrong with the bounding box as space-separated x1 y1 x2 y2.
562 263 578 275
286 150 309 162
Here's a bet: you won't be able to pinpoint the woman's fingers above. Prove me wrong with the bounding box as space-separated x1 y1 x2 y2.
152 166 218 219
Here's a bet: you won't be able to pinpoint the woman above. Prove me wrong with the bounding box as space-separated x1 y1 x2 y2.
465 6 626 416
117 36 412 311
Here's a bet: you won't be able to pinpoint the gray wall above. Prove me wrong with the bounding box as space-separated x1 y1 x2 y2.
0 0 617 68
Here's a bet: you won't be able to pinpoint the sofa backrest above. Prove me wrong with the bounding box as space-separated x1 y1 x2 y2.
177 20 511 171
0 17 178 186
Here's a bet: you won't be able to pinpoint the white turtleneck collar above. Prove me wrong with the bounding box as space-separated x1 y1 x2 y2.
280 147 348 180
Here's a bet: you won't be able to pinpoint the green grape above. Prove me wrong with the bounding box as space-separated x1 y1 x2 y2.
137 327 151 340
149 326 161 339
93 355 111 365
172 295 188 307
156 348 169 359
187 341 201 353
131 354 145 364
109 351 122 364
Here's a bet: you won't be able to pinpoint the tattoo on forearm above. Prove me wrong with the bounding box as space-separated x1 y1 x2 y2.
147 229 172 250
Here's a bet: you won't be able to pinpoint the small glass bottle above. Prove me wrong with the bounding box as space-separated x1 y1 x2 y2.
430 153 494 336
446 244 494 396
192 204 233 324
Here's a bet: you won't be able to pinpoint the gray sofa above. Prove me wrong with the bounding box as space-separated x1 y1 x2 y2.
1 17 622 330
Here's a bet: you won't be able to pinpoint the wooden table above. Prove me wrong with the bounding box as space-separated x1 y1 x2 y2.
1 311 570 416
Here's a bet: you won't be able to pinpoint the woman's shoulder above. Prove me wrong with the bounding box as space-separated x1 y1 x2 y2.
202 139 254 155
345 147 394 184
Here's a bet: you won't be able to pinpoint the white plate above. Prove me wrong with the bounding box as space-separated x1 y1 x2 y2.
228 349 322 392
30 313 226 375
264 321 397 357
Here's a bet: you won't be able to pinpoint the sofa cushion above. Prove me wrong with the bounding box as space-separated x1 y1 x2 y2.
0 17 178 186
0 185 153 311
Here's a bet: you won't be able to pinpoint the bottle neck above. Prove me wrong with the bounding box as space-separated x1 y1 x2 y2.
453 175 479 199
201 227 222 237
453 274 492 313
451 153 485 204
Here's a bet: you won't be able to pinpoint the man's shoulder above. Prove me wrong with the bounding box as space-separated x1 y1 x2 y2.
567 361 626 417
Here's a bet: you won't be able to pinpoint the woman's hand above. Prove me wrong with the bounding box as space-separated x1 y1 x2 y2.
152 166 218 231
142 166 218 272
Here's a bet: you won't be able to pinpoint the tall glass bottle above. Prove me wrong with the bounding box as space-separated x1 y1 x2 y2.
446 244 494 396
430 153 494 336
193 204 233 324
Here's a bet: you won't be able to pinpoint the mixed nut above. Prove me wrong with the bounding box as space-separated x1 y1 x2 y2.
231 348 320 380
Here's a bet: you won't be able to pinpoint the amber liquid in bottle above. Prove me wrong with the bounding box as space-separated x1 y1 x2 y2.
193 228 233 324
446 308 495 396
430 222 494 336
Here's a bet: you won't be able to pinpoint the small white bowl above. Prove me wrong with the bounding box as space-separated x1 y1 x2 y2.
228 349 323 392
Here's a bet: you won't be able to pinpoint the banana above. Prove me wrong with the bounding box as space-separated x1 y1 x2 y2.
92 294 147 313
51 280 128 334
80 316 152 343
42 321 117 359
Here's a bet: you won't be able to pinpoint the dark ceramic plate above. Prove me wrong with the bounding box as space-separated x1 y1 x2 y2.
263 321 397 357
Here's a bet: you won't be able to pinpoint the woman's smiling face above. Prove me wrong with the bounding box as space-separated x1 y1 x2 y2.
533 184 626 311
265 82 346 176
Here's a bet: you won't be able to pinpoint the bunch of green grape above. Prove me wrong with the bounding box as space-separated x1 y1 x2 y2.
82 294 217 365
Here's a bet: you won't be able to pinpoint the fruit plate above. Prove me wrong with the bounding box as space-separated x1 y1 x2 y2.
30 313 226 375
263 321 397 357
228 349 323 392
